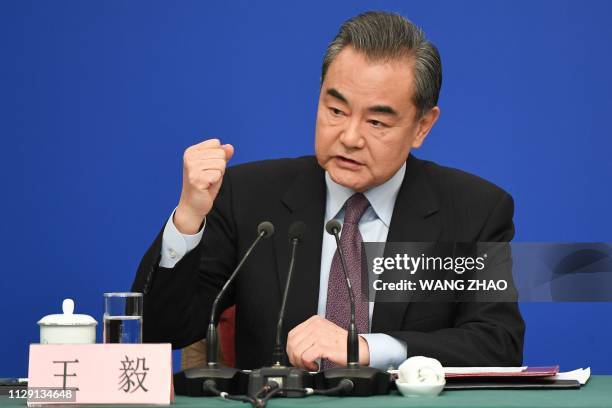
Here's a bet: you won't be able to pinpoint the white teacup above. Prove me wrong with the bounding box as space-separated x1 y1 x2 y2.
395 356 446 397
38 299 97 344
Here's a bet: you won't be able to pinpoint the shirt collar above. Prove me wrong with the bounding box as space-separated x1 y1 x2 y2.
325 162 406 228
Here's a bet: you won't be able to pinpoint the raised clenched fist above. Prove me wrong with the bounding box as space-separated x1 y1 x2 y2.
174 139 234 234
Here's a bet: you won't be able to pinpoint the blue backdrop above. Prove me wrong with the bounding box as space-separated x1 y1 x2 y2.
1 0 611 376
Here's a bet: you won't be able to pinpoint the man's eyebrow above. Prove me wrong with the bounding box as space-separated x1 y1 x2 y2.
326 88 348 103
367 105 398 116
326 88 398 116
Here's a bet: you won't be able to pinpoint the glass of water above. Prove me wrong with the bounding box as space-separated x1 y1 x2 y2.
103 292 143 343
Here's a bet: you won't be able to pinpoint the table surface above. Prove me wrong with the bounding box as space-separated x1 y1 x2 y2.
2 376 611 408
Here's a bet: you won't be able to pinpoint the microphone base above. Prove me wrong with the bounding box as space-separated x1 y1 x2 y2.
317 365 391 396
174 364 248 396
248 366 313 397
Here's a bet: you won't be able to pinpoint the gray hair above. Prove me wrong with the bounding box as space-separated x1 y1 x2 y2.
321 11 442 118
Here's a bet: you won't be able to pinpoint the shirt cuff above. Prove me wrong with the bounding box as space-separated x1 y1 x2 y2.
160 208 205 268
360 333 407 371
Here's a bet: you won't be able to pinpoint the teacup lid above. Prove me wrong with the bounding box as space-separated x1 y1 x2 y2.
37 299 98 327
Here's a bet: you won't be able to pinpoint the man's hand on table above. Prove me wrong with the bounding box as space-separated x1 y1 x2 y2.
286 315 370 371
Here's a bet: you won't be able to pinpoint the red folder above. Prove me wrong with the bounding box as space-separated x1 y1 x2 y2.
445 366 559 379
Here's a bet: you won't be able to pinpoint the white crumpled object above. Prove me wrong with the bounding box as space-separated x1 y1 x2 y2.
395 356 445 397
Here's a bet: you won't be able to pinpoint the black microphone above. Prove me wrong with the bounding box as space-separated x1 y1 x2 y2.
248 221 314 397
273 221 305 365
207 221 275 365
174 221 274 397
317 220 391 396
325 219 359 365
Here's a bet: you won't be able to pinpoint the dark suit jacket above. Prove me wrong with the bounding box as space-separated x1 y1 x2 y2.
132 154 525 369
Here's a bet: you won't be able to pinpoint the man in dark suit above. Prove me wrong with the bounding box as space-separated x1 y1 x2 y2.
132 11 524 371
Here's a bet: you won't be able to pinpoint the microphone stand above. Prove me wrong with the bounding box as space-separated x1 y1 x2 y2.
174 222 274 396
249 222 313 397
318 220 391 396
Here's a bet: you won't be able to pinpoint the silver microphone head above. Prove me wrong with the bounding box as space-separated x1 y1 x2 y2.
257 221 275 237
325 219 342 236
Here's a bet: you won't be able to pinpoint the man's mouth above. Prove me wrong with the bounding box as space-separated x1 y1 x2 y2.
334 155 364 169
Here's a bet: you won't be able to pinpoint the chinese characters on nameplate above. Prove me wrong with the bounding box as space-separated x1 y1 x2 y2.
27 344 173 405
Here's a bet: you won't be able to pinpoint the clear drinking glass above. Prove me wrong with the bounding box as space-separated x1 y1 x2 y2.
103 292 143 343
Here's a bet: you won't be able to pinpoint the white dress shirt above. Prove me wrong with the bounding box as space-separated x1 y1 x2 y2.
160 164 408 370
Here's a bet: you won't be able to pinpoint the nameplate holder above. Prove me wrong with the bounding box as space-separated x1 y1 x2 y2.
27 344 173 405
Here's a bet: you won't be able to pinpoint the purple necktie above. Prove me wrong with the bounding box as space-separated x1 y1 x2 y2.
323 193 370 369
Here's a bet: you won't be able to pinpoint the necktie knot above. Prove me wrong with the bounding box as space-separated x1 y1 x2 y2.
343 193 370 225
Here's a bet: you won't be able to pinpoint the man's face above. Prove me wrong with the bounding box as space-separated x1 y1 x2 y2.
315 46 439 192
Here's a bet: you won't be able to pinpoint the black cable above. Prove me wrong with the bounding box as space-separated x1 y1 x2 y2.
260 387 311 405
204 378 354 408
255 382 278 399
257 381 283 406
204 380 257 405
259 379 354 406
259 388 282 405
313 379 354 396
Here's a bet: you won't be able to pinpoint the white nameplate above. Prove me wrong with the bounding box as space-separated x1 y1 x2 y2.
27 344 173 405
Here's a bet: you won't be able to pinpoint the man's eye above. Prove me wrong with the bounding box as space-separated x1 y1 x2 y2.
369 119 387 128
329 107 344 116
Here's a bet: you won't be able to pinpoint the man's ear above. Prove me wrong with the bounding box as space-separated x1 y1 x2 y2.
411 106 440 148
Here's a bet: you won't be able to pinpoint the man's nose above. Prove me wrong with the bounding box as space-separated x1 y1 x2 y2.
339 117 365 149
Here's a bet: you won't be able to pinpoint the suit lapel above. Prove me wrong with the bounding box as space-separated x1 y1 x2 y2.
274 158 326 330
371 154 442 332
